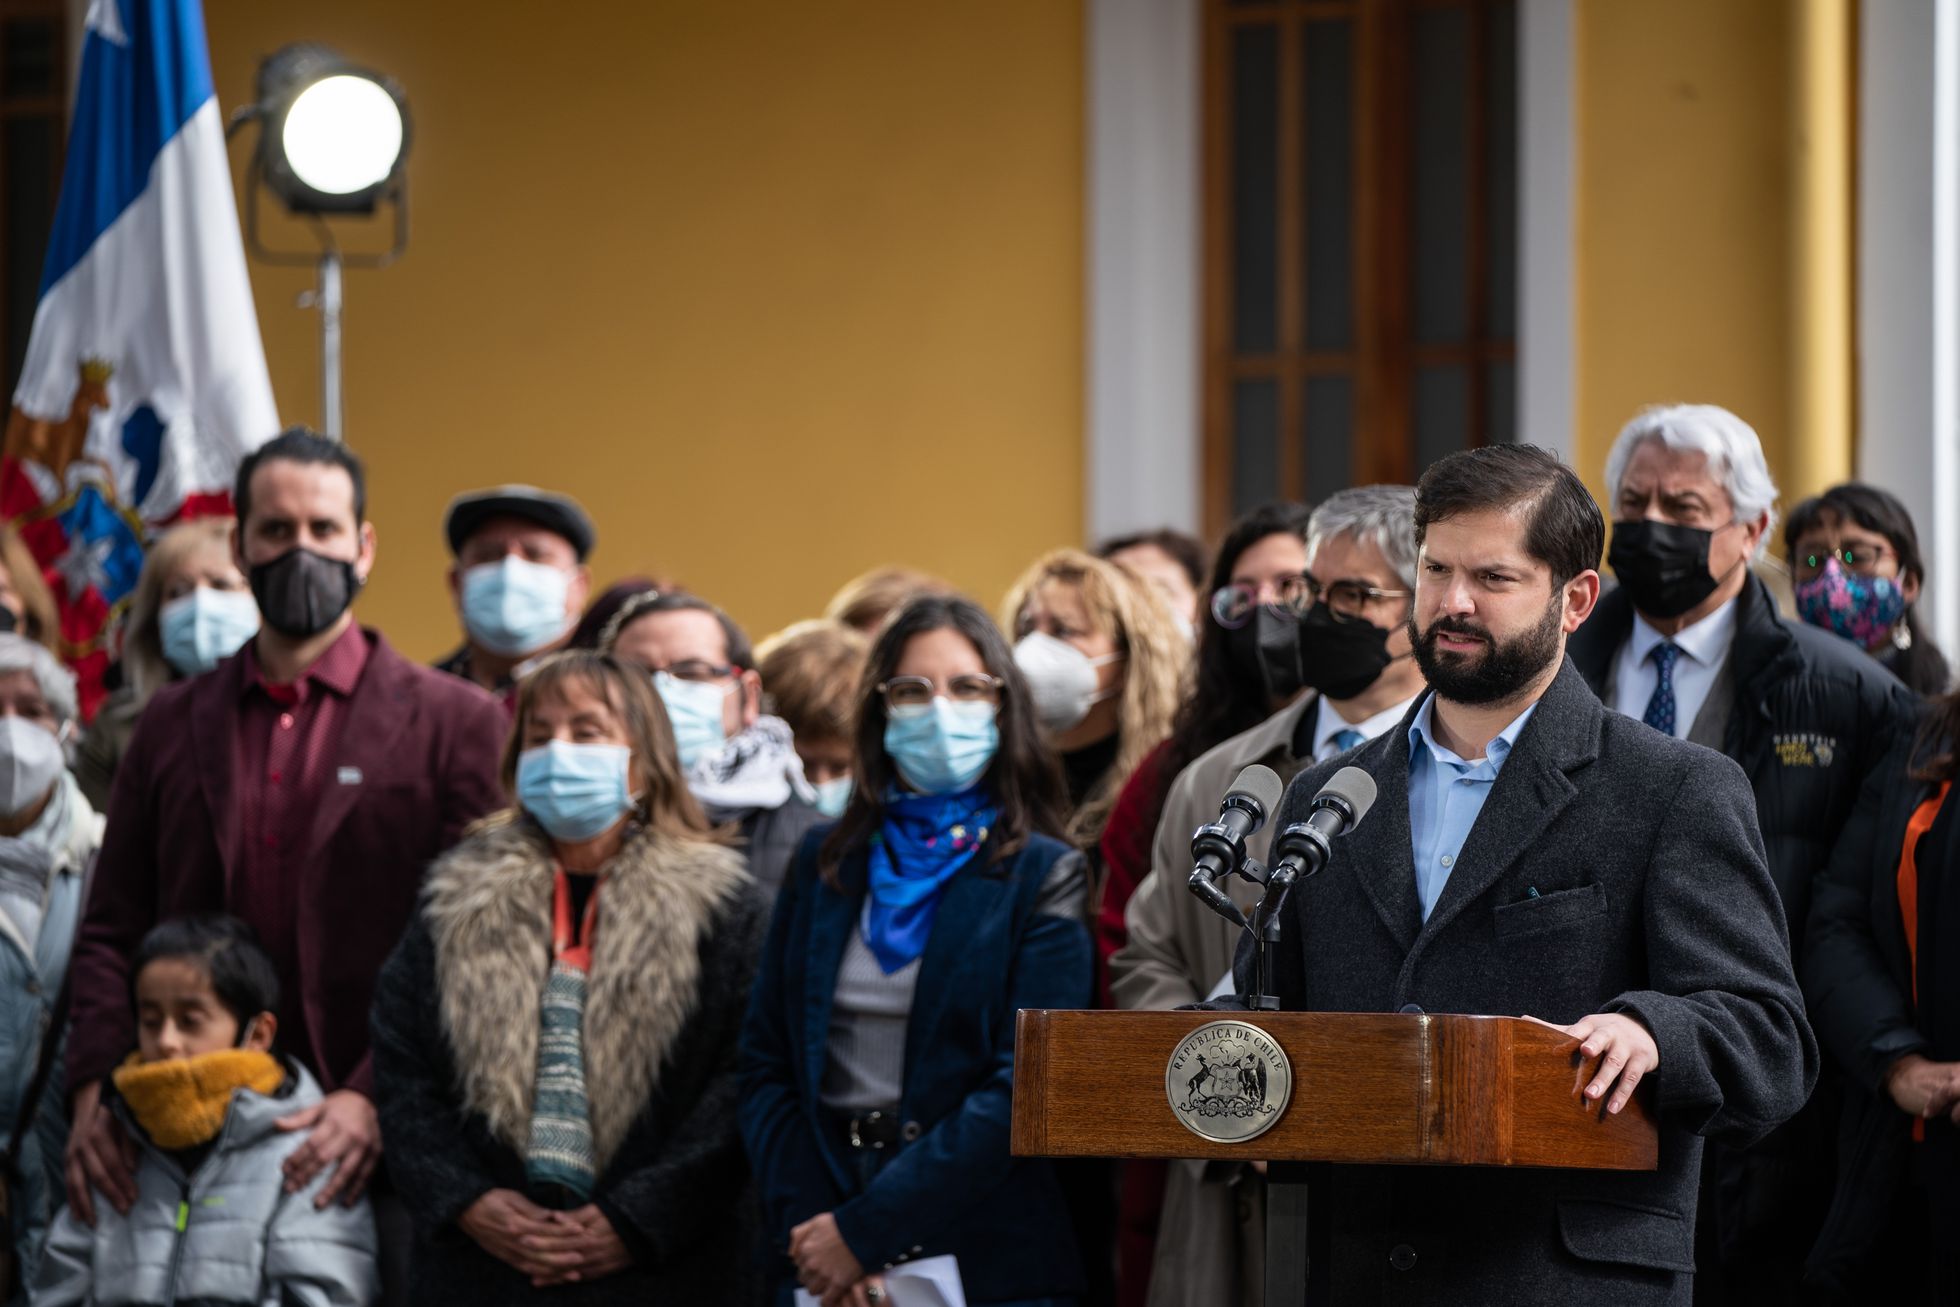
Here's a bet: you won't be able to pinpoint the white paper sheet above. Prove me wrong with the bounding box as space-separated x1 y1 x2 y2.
794 1255 966 1307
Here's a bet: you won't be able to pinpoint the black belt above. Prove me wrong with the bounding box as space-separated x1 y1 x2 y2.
837 1108 905 1151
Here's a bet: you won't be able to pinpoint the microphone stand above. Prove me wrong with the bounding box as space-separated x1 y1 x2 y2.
1191 844 1308 1299
1245 835 1315 1307
1184 819 1315 1296
1241 857 1294 1012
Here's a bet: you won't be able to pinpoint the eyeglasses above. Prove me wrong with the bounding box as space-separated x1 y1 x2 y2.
1307 576 1411 620
1793 543 1894 583
878 674 1004 710
1210 573 1314 629
653 659 736 684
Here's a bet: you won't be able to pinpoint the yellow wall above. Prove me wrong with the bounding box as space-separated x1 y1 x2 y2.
204 1 1085 659
1572 0 1854 513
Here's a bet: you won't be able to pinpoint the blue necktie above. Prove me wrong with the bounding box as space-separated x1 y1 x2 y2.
1643 642 1682 736
1330 728 1365 755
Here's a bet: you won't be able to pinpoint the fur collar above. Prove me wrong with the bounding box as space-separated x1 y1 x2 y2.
421 816 750 1168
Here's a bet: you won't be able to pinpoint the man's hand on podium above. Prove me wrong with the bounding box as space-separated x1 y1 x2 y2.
1526 1012 1659 1116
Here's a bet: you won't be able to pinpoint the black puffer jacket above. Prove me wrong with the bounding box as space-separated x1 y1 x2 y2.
1569 575 1920 958
1569 574 1920 1302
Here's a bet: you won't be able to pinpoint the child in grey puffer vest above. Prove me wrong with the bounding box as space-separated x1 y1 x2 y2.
31 916 376 1306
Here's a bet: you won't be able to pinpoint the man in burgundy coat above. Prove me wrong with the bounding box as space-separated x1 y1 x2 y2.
60 429 508 1299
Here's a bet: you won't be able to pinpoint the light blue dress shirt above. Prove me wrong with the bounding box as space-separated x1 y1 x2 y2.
1406 693 1539 921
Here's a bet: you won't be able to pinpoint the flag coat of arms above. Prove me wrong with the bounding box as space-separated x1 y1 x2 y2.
4 0 278 717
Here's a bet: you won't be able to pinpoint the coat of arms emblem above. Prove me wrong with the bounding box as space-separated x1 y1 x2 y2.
1164 1020 1293 1143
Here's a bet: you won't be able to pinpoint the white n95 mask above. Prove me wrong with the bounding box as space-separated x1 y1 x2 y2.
1013 632 1124 734
0 716 65 818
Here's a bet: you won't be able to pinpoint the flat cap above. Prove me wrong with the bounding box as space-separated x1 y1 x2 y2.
443 485 596 561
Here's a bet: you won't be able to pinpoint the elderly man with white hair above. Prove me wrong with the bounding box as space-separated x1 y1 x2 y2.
0 634 104 1286
1568 403 1920 1304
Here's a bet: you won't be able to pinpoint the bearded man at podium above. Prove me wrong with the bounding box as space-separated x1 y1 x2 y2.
1266 445 1817 1304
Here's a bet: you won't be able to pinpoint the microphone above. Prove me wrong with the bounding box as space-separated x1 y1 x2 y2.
1187 764 1286 927
1268 766 1379 889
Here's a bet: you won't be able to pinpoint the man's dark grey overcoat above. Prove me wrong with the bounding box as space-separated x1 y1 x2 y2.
1267 657 1817 1305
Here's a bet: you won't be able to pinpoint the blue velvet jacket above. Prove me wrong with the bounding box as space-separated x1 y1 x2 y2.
738 825 1092 1301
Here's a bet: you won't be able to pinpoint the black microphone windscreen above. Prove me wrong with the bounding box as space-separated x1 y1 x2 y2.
1317 766 1378 825
1226 764 1285 818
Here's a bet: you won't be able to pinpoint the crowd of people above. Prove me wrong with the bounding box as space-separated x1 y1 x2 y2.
0 402 1953 1304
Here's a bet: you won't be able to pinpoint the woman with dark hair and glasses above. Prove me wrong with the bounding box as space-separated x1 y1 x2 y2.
1092 503 1314 994
1784 483 1950 696
739 595 1091 1307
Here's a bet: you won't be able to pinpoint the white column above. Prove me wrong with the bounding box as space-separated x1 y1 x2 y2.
1859 0 1960 655
1518 0 1575 465
1084 0 1202 541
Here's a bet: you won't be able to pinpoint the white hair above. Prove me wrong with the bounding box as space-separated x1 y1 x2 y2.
1604 404 1780 555
0 633 77 724
1306 484 1419 590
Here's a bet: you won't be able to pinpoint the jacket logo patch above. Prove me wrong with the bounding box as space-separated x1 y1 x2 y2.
1774 734 1836 767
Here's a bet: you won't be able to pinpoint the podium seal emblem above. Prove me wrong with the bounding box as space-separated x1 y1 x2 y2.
1165 1019 1292 1143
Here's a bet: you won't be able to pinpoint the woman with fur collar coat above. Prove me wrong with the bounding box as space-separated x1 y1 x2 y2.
371 651 767 1304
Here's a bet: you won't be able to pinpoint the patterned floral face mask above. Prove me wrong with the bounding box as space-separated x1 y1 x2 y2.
1794 557 1908 651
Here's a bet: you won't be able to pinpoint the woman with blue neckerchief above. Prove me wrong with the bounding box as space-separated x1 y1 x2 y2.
739 595 1093 1307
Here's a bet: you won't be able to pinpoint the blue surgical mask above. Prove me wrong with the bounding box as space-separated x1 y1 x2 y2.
517 741 634 842
654 672 730 771
884 699 999 795
461 557 572 657
158 587 260 676
811 775 853 818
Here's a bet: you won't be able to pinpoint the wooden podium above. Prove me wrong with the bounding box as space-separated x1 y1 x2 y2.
1012 1009 1658 1301
1012 1009 1657 1168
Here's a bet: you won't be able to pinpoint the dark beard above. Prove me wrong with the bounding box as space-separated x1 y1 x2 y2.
1408 593 1565 706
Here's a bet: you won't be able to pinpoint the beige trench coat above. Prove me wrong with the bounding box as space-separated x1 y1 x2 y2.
1108 695 1317 1307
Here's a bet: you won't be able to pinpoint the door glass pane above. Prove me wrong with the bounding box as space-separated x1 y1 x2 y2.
1303 375 1353 498
1232 25 1280 353
1485 0 1519 338
1411 7 1469 346
1302 19 1353 351
1413 364 1469 473
5 116 58 396
1485 359 1517 445
1232 380 1281 514
1 19 58 99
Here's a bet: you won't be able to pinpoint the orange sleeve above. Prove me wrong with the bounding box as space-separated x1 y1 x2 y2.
1895 782 1948 1143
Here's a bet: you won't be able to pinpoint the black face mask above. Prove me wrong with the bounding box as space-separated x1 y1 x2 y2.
1297 603 1397 701
249 547 361 639
1225 604 1307 703
1607 520 1724 620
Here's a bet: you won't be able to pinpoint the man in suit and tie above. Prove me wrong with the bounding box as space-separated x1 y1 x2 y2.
1565 404 1919 1301
1269 444 1816 1304
59 428 509 1303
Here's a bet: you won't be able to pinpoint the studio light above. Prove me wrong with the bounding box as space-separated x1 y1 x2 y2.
251 44 409 215
230 43 412 441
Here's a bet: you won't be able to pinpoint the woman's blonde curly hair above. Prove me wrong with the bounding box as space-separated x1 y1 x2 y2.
1001 548 1191 849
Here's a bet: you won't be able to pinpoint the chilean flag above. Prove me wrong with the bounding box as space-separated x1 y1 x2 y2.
4 0 277 718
